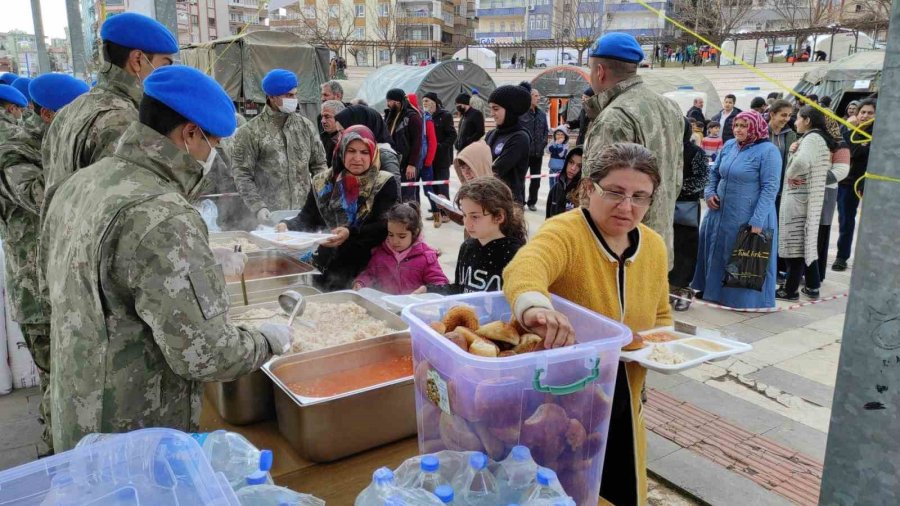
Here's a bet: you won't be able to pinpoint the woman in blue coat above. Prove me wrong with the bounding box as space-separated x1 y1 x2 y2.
692 110 782 309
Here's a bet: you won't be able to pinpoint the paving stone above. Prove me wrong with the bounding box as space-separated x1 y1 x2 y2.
0 392 30 422
647 430 683 464
718 322 775 344
646 369 694 392
0 416 43 451
792 297 848 319
744 311 815 333
748 366 835 408
742 329 839 369
804 313 846 337
0 444 37 472
665 379 786 435
649 448 794 506
774 347 841 388
762 420 828 462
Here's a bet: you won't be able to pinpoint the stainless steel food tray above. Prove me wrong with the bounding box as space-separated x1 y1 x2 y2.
206 291 408 425
225 251 320 306
263 332 416 462
209 231 279 251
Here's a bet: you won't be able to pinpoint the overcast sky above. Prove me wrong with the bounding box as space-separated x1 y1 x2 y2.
2 0 70 40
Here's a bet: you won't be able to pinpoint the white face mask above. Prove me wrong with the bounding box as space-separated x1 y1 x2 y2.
279 97 298 114
187 128 218 175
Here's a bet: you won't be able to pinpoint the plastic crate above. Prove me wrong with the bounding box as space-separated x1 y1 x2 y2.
402 292 630 505
0 428 238 505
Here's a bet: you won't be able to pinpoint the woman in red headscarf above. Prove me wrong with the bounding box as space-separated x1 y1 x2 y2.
277 125 401 291
692 110 782 308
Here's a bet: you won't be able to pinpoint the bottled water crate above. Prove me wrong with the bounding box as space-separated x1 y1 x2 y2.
402 292 630 505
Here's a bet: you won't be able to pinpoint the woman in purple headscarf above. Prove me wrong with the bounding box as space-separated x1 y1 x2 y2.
692 110 782 309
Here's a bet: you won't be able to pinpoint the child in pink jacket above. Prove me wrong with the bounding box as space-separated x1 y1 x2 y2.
353 202 449 294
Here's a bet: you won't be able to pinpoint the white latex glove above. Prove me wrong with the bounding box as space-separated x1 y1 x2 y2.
256 208 271 222
211 248 249 277
259 323 292 355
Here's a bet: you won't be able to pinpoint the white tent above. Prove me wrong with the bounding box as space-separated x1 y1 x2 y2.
720 37 768 66
454 47 497 71
807 32 877 61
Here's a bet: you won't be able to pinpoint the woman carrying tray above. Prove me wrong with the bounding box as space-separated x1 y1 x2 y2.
502 143 672 505
276 125 400 291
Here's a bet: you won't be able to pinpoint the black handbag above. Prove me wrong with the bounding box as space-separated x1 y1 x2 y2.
723 225 773 291
674 201 700 227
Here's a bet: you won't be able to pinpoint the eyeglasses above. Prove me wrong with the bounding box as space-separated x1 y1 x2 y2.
592 182 653 208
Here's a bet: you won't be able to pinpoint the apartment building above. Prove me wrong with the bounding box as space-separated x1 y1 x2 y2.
269 0 474 64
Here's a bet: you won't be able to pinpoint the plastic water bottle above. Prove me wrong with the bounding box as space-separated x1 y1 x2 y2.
238 450 275 490
522 468 565 502
192 431 273 489
234 484 324 506
75 433 121 447
355 467 397 506
496 445 538 502
434 484 454 504
455 452 499 506
522 499 575 506
409 455 444 493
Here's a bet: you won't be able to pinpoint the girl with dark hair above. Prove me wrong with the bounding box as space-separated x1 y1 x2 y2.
420 176 526 294
777 105 835 300
352 201 448 294
276 125 400 291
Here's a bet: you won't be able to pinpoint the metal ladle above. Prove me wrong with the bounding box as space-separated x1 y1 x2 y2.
278 290 315 329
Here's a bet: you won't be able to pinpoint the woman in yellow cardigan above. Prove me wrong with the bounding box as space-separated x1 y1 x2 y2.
503 143 672 506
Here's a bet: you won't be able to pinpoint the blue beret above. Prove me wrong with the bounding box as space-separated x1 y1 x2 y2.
589 32 644 64
11 77 32 103
0 73 18 85
143 66 237 138
261 69 297 97
29 74 90 112
0 85 27 107
100 12 178 54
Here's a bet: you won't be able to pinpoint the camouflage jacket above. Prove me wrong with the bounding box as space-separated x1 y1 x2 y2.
41 62 142 197
232 105 328 214
0 108 21 141
41 122 272 452
584 76 684 269
0 121 46 324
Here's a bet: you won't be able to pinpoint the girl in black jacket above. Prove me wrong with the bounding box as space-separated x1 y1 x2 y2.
545 146 583 219
484 85 532 205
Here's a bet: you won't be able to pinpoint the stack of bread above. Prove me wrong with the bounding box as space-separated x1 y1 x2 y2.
429 306 544 358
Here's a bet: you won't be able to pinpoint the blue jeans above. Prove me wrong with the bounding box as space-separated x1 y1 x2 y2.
836 185 860 261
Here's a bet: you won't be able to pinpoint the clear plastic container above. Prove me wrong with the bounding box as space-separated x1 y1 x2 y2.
356 467 398 506
402 292 631 506
434 484 455 504
193 430 274 490
663 85 708 116
0 428 238 505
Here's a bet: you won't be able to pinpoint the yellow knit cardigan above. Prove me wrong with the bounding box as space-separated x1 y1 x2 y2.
503 208 673 505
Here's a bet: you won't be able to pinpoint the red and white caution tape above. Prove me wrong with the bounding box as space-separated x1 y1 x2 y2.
669 291 849 313
400 173 560 187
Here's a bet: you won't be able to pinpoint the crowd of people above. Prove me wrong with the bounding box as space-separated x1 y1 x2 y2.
0 11 878 503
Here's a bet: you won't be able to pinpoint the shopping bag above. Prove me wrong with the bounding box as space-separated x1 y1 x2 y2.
723 225 772 291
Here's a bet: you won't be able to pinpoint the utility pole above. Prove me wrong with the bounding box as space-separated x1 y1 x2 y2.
155 0 178 40
30 0 51 74
819 1 900 504
64 0 88 80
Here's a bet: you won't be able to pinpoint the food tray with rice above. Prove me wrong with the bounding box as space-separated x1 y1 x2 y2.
251 231 338 252
619 325 753 374
209 231 278 252
205 291 408 425
223 251 319 306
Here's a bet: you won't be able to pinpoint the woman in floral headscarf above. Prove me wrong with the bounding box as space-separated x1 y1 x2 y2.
693 110 782 309
277 125 400 291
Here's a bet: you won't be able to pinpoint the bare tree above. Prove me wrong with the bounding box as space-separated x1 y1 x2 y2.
369 0 404 65
290 1 359 55
552 0 604 65
670 0 756 47
852 0 890 24
771 0 836 54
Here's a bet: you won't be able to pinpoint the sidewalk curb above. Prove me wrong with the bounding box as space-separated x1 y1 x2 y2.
648 468 710 506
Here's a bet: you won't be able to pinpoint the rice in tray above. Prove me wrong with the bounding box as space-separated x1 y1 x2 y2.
210 237 262 253
232 302 394 352
647 344 686 365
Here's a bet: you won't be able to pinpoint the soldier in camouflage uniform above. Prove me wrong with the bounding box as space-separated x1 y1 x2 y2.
41 13 178 198
0 75 90 454
40 66 292 452
0 85 26 139
232 69 328 225
583 33 684 270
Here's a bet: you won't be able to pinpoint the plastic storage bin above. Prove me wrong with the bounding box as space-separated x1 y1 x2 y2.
663 85 708 116
402 292 631 506
0 428 239 505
